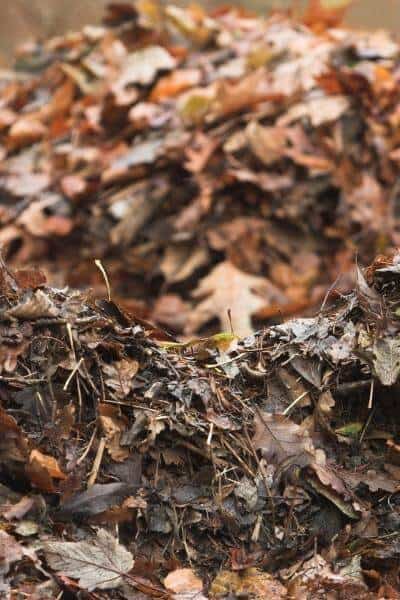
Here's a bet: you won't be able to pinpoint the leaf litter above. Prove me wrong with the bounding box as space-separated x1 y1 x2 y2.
1 243 400 596
2 1 400 598
0 0 399 336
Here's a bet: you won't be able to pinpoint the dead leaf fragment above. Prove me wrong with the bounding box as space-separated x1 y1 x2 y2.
6 290 59 319
116 46 176 88
252 412 315 464
210 568 286 599
43 528 134 591
164 568 203 593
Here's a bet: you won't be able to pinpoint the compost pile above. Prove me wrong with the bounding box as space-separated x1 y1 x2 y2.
1 253 400 598
1 2 400 335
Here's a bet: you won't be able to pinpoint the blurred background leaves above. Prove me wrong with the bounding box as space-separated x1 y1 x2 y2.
0 0 399 66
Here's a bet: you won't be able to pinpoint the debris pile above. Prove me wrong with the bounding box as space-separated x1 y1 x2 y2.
0 3 400 334
1 252 400 597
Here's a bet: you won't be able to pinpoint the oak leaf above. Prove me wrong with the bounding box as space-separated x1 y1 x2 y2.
185 261 286 337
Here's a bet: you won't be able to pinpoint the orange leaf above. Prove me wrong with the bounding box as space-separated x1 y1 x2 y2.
150 69 201 102
29 450 66 480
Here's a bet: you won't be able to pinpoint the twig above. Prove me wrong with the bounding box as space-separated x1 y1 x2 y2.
283 390 310 416
95 259 112 301
77 426 97 465
63 357 84 391
88 437 106 486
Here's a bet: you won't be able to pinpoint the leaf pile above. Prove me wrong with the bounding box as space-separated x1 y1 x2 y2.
2 253 400 597
1 2 400 334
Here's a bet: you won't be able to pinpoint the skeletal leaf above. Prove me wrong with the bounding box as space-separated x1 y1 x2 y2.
43 528 134 590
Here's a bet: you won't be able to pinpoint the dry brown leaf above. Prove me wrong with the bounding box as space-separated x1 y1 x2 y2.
160 244 209 284
152 294 190 331
210 568 286 599
252 412 315 464
103 358 139 398
99 414 130 462
245 121 287 165
26 450 66 493
164 568 203 594
116 46 176 88
344 173 387 232
7 118 47 150
186 261 286 337
18 197 74 238
278 95 350 127
150 69 201 102
212 69 275 119
6 289 59 319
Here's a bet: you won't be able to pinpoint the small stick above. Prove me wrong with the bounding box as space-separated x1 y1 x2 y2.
283 390 310 416
77 426 97 465
222 437 256 478
63 357 84 391
95 259 112 302
368 379 375 410
88 437 106 486
207 422 214 446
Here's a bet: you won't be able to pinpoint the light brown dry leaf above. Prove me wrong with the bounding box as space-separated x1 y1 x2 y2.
29 450 66 480
288 553 368 597
116 46 176 88
26 449 66 493
0 172 50 197
212 69 272 119
0 530 36 575
7 118 47 150
252 412 315 464
278 95 350 127
160 244 209 283
152 294 190 331
150 69 201 102
245 121 287 165
344 173 387 233
164 568 203 594
6 289 59 319
103 358 139 398
99 415 130 462
18 196 73 237
186 261 286 336
210 568 286 599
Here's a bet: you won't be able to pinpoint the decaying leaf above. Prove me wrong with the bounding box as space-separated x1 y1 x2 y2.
252 412 315 464
371 337 400 386
116 46 176 88
103 358 139 398
5 290 59 319
164 568 203 594
210 568 286 599
58 483 135 519
43 528 134 590
186 261 286 336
